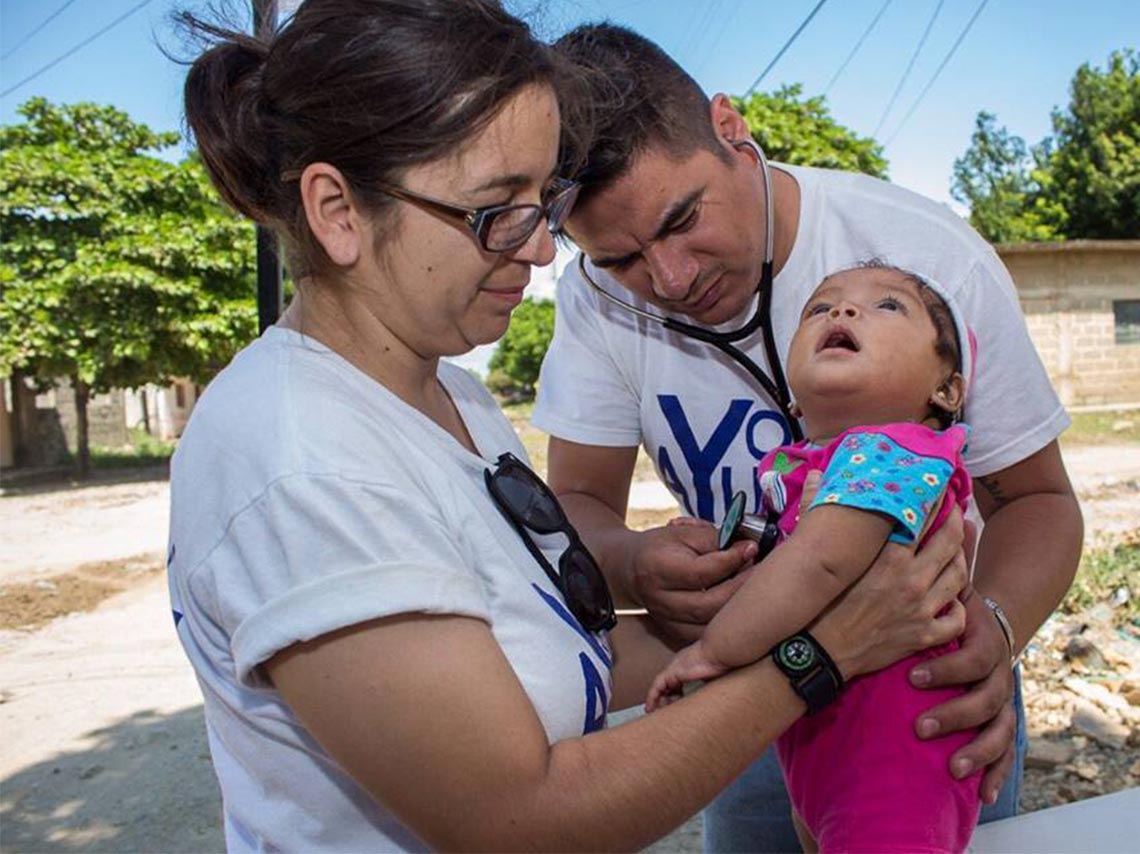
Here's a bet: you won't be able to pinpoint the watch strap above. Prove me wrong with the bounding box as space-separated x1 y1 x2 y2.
771 631 844 716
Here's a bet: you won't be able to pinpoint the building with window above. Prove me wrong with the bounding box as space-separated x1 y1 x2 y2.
998 241 1140 409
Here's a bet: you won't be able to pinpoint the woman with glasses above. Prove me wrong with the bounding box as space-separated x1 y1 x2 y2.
169 1 970 850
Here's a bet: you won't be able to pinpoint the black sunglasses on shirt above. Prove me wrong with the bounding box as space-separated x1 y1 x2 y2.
484 452 617 633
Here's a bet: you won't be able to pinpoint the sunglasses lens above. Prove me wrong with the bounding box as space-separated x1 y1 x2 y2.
488 454 615 633
494 467 564 532
562 548 614 631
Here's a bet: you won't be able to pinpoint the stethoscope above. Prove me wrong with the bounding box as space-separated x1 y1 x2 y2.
576 138 804 443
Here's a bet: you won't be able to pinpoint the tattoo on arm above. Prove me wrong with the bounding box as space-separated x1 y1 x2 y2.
978 474 1010 508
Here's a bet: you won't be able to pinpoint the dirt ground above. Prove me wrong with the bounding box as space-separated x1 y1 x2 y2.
0 444 1137 852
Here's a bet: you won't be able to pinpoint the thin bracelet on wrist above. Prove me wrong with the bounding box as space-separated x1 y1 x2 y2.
981 596 1017 667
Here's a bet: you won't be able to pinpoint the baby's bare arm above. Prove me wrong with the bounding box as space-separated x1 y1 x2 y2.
700 505 895 671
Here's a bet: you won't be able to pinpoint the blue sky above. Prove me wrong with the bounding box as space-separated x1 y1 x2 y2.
1 0 1135 210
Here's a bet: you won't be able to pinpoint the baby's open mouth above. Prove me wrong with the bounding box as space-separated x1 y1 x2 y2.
820 327 859 352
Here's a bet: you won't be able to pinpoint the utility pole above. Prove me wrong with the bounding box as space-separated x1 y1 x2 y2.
252 0 281 333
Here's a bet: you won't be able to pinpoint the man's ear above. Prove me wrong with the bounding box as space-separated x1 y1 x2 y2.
710 93 751 148
930 372 966 417
299 162 365 268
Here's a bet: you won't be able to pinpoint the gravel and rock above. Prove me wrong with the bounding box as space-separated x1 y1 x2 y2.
1019 589 1140 813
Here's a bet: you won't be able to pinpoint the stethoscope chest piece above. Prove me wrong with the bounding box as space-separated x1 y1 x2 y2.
718 490 782 560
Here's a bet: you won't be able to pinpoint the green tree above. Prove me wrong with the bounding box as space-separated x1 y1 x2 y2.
951 112 1065 243
1047 49 1140 239
952 49 1138 243
0 99 256 477
486 297 555 401
732 85 888 178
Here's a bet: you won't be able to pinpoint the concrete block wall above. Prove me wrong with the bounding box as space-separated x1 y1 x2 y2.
50 379 131 451
998 242 1140 408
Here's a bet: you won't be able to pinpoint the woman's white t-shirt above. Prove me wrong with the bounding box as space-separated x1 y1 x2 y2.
167 327 613 852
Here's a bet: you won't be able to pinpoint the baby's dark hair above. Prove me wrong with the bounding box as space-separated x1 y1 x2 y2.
858 259 963 429
858 259 960 371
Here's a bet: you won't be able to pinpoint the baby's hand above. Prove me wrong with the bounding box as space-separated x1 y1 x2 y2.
645 641 729 712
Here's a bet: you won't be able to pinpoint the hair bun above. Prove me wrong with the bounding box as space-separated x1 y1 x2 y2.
182 20 279 223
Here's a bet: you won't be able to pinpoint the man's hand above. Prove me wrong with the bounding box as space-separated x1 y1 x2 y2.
811 508 969 681
634 471 821 644
909 587 1016 804
626 519 758 643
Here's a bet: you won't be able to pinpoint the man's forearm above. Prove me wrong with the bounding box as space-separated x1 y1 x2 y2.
560 491 643 607
973 490 1083 655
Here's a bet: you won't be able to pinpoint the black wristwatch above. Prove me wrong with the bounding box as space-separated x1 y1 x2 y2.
770 631 844 716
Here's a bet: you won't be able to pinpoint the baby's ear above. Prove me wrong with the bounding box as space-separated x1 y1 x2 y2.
930 372 966 417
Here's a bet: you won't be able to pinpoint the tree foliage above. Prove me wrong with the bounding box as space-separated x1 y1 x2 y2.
0 98 257 474
1048 49 1140 239
732 85 888 178
487 297 555 401
952 49 1139 243
951 112 1064 243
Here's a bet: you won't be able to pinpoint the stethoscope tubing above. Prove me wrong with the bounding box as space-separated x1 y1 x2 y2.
576 139 803 442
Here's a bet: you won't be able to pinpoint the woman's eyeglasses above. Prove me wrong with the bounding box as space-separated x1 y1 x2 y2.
485 452 616 633
376 178 579 253
278 169 579 253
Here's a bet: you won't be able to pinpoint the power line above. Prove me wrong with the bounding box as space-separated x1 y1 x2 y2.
873 0 944 138
1 0 155 100
824 0 892 95
675 0 722 64
694 0 744 76
884 0 990 147
742 0 829 98
1 0 79 61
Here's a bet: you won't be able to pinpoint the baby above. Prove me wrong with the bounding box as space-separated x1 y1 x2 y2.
647 263 982 853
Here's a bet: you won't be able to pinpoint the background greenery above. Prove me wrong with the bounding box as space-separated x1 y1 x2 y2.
951 49 1139 243
0 99 256 477
486 298 555 401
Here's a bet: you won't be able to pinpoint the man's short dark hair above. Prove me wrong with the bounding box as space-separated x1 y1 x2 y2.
554 24 729 201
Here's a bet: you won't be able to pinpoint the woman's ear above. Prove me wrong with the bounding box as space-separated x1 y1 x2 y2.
710 93 751 148
930 372 966 417
299 162 364 268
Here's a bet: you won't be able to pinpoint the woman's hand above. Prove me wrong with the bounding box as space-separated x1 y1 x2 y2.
810 507 969 682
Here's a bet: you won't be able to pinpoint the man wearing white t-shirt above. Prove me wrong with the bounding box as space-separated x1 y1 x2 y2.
536 24 1082 852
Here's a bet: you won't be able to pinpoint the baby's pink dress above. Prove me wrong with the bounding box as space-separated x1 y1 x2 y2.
760 423 982 852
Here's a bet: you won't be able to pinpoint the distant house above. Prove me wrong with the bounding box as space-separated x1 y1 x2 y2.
0 376 198 471
997 241 1140 409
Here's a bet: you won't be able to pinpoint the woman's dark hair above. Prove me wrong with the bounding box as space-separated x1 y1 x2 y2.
181 0 568 277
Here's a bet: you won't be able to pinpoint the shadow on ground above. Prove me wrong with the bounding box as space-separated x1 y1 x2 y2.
0 464 170 498
0 705 223 853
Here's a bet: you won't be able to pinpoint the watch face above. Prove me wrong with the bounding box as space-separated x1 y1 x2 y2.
777 636 817 673
719 491 747 550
